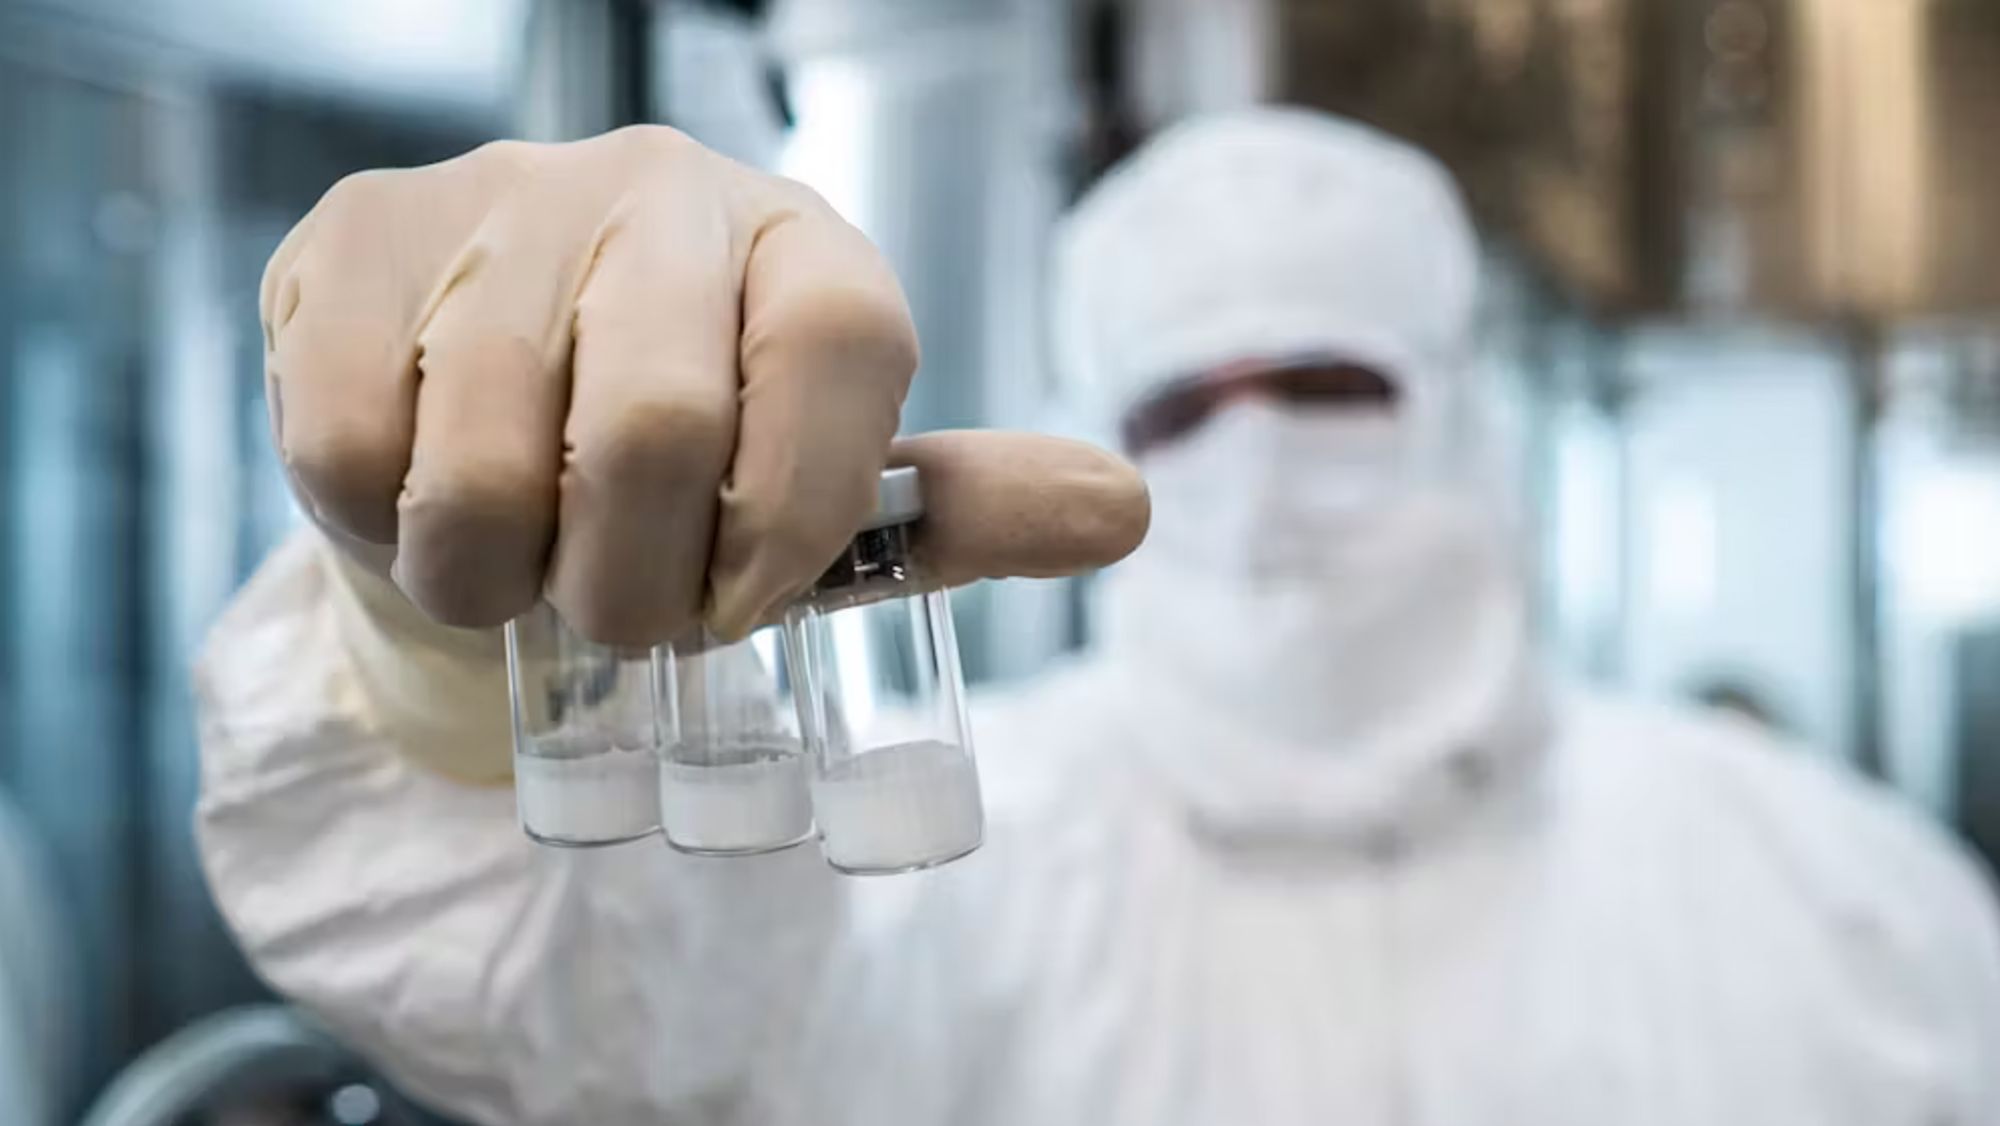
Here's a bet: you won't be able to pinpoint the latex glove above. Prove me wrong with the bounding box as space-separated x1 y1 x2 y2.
263 126 1148 646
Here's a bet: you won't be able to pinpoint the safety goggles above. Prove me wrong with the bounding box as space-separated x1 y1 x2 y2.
1120 356 1399 455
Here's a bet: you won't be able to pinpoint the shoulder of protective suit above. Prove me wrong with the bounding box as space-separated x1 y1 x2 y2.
1562 689 2000 963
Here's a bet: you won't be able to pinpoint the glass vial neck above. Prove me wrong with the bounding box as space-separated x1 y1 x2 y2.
808 521 918 608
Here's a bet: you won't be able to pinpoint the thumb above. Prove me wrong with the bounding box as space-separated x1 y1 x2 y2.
889 431 1151 589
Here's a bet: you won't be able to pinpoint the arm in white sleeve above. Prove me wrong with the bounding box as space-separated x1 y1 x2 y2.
1931 850 2000 1119
194 532 844 1125
1824 757 2000 1121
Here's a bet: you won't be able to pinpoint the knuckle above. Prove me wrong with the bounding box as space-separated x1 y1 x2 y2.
596 124 700 167
313 167 394 219
399 482 550 627
466 138 536 167
276 171 403 317
447 139 546 187
766 174 836 214
760 283 921 384
576 393 735 486
412 458 554 545
280 423 404 543
282 421 404 505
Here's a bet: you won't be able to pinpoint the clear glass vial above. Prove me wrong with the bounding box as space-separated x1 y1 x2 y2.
654 625 815 856
504 604 666 847
785 466 983 874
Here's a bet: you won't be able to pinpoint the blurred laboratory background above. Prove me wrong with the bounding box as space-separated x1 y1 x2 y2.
2 0 1998 1120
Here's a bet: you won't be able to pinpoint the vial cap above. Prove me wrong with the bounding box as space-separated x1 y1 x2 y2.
863 466 923 530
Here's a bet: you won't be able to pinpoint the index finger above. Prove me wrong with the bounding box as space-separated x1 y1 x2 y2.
705 181 918 638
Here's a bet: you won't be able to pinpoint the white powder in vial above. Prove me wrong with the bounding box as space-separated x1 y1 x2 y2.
515 734 661 846
659 747 813 854
812 740 983 873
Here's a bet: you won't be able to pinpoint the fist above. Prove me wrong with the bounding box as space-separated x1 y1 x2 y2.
263 127 1147 644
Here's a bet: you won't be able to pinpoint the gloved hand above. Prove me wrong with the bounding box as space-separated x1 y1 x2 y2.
264 125 1148 646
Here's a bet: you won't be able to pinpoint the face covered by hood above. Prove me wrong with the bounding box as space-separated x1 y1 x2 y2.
1050 108 1550 842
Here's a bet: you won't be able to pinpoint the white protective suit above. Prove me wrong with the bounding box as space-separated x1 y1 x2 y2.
197 109 2000 1125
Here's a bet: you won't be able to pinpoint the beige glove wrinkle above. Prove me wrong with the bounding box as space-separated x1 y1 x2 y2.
319 539 516 786
545 173 745 645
